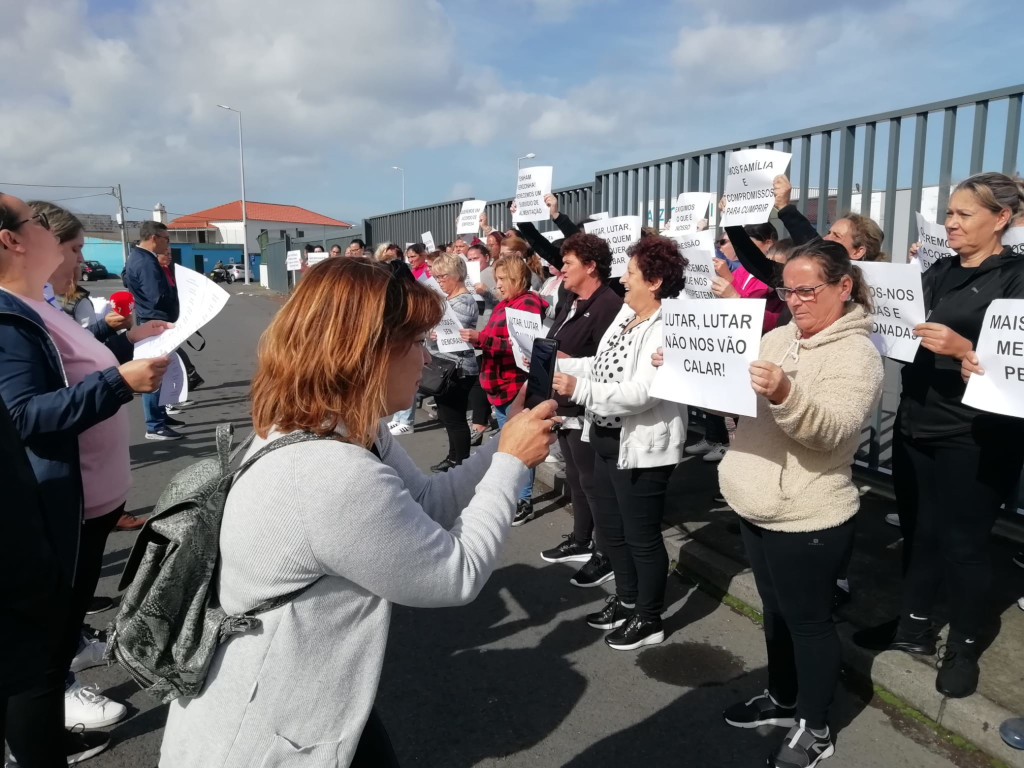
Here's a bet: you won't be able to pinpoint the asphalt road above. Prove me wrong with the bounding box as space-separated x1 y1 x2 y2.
64 280 981 767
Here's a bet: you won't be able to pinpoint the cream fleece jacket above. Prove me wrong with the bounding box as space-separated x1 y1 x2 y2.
718 304 883 533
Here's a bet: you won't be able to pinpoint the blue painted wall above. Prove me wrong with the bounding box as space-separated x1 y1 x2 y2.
80 239 252 278
81 238 126 274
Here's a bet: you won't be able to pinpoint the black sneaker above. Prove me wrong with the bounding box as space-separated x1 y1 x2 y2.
769 720 834 768
605 614 664 650
187 374 205 391
586 595 634 630
541 533 594 564
1014 551 1024 570
936 638 981 698
511 499 535 527
164 415 185 427
145 426 183 441
852 615 936 655
723 689 797 729
570 551 615 588
470 429 484 447
430 458 460 473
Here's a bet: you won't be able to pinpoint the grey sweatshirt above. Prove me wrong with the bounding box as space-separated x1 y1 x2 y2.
159 421 527 767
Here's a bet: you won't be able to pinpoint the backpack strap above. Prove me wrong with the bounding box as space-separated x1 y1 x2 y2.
234 433 382 619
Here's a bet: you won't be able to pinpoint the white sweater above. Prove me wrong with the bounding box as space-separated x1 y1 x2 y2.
159 421 527 767
557 304 687 469
718 305 883 533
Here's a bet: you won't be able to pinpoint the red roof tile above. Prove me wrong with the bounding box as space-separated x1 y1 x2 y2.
168 201 351 229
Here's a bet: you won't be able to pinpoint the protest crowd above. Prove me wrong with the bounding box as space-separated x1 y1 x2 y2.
2 164 1024 768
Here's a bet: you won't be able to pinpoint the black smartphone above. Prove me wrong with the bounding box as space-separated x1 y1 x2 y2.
525 337 559 410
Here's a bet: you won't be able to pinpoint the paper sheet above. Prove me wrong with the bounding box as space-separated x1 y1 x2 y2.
134 265 229 359
158 353 189 405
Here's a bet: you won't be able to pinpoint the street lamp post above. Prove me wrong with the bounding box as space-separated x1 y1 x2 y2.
391 166 405 210
517 152 536 170
217 104 250 284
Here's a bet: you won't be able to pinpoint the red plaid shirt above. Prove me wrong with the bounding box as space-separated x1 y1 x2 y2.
476 291 548 406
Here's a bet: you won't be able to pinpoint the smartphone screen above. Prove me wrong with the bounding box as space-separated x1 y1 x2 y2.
525 337 559 410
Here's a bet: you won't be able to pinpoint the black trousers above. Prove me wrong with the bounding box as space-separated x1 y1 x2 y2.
4 505 122 767
435 375 475 463
894 428 1024 639
741 517 855 730
704 413 728 444
558 428 600 547
589 426 673 620
469 378 491 428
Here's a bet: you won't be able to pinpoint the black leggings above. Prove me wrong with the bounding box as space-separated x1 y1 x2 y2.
469 378 491 428
4 505 122 767
435 375 475 463
589 426 673 620
894 428 1024 640
558 428 600 548
741 517 855 730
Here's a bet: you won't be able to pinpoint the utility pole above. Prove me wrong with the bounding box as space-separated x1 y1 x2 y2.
114 184 128 269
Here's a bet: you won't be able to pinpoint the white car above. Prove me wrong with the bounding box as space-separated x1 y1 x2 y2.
226 264 246 281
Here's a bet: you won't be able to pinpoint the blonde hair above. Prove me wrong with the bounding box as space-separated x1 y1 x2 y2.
493 255 529 299
431 252 467 282
373 242 394 262
956 172 1024 234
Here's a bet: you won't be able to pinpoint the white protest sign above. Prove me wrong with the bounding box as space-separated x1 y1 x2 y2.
418 274 446 297
963 299 1024 418
158 353 189 405
669 192 714 233
590 211 610 220
665 231 717 299
464 259 482 291
584 216 642 278
505 307 545 372
434 303 473 353
914 212 955 271
513 166 553 223
457 200 487 235
650 298 766 418
1003 226 1024 257
720 149 792 227
857 261 926 363
307 252 328 266
134 265 229 359
421 231 436 252
541 230 563 243
286 250 302 271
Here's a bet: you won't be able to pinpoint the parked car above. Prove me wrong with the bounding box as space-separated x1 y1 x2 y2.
226 264 246 281
81 261 109 281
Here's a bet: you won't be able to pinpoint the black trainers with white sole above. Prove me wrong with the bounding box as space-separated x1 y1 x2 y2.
541 533 594 563
722 689 797 729
7 728 110 767
769 720 834 768
586 595 634 630
511 499 535 527
605 614 664 650
569 551 614 588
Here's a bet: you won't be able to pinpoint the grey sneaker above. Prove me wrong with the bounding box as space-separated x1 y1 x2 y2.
769 720 834 768
145 426 183 440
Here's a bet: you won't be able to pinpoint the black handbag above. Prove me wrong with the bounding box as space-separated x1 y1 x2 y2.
418 355 458 396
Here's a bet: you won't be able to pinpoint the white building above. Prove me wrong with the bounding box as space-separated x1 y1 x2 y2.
167 200 351 254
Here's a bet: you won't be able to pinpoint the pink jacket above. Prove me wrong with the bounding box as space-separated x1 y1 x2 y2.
731 266 783 333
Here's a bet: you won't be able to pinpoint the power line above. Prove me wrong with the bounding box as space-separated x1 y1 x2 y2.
0 182 113 191
125 205 192 218
49 192 115 203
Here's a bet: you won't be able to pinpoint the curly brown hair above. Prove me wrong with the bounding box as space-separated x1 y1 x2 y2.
561 233 612 281
628 235 687 300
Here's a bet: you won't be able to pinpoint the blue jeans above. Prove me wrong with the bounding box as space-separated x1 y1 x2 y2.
494 401 533 502
143 390 165 432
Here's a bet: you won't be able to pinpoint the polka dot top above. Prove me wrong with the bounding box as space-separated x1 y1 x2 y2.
589 313 643 428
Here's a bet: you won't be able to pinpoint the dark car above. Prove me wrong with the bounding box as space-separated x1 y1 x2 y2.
81 261 109 281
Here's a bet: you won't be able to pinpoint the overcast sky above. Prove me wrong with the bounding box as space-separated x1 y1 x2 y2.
1 0 1021 224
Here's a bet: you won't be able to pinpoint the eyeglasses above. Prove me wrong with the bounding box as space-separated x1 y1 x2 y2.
775 280 839 302
1 211 50 233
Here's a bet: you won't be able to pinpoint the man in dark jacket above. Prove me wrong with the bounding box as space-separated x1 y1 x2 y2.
125 221 182 440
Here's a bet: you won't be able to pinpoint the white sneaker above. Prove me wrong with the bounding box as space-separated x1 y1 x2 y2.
684 438 713 456
884 512 901 528
544 453 563 463
64 681 127 730
70 637 107 673
702 443 728 462
389 423 413 436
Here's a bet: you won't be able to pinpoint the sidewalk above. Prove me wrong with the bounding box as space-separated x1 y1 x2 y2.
535 448 1024 766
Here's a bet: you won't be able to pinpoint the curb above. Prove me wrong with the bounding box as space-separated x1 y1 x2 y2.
534 460 1023 767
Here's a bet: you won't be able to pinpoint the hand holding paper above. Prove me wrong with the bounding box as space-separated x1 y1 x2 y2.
119 356 170 393
913 322 972 359
749 361 790 404
127 320 174 344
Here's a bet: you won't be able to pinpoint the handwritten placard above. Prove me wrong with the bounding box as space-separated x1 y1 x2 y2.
857 262 926 363
584 216 642 278
650 298 766 417
720 149 792 227
513 166 554 223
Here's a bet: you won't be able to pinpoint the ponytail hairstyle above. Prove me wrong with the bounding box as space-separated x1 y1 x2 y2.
27 200 83 244
954 172 1024 235
787 239 872 313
